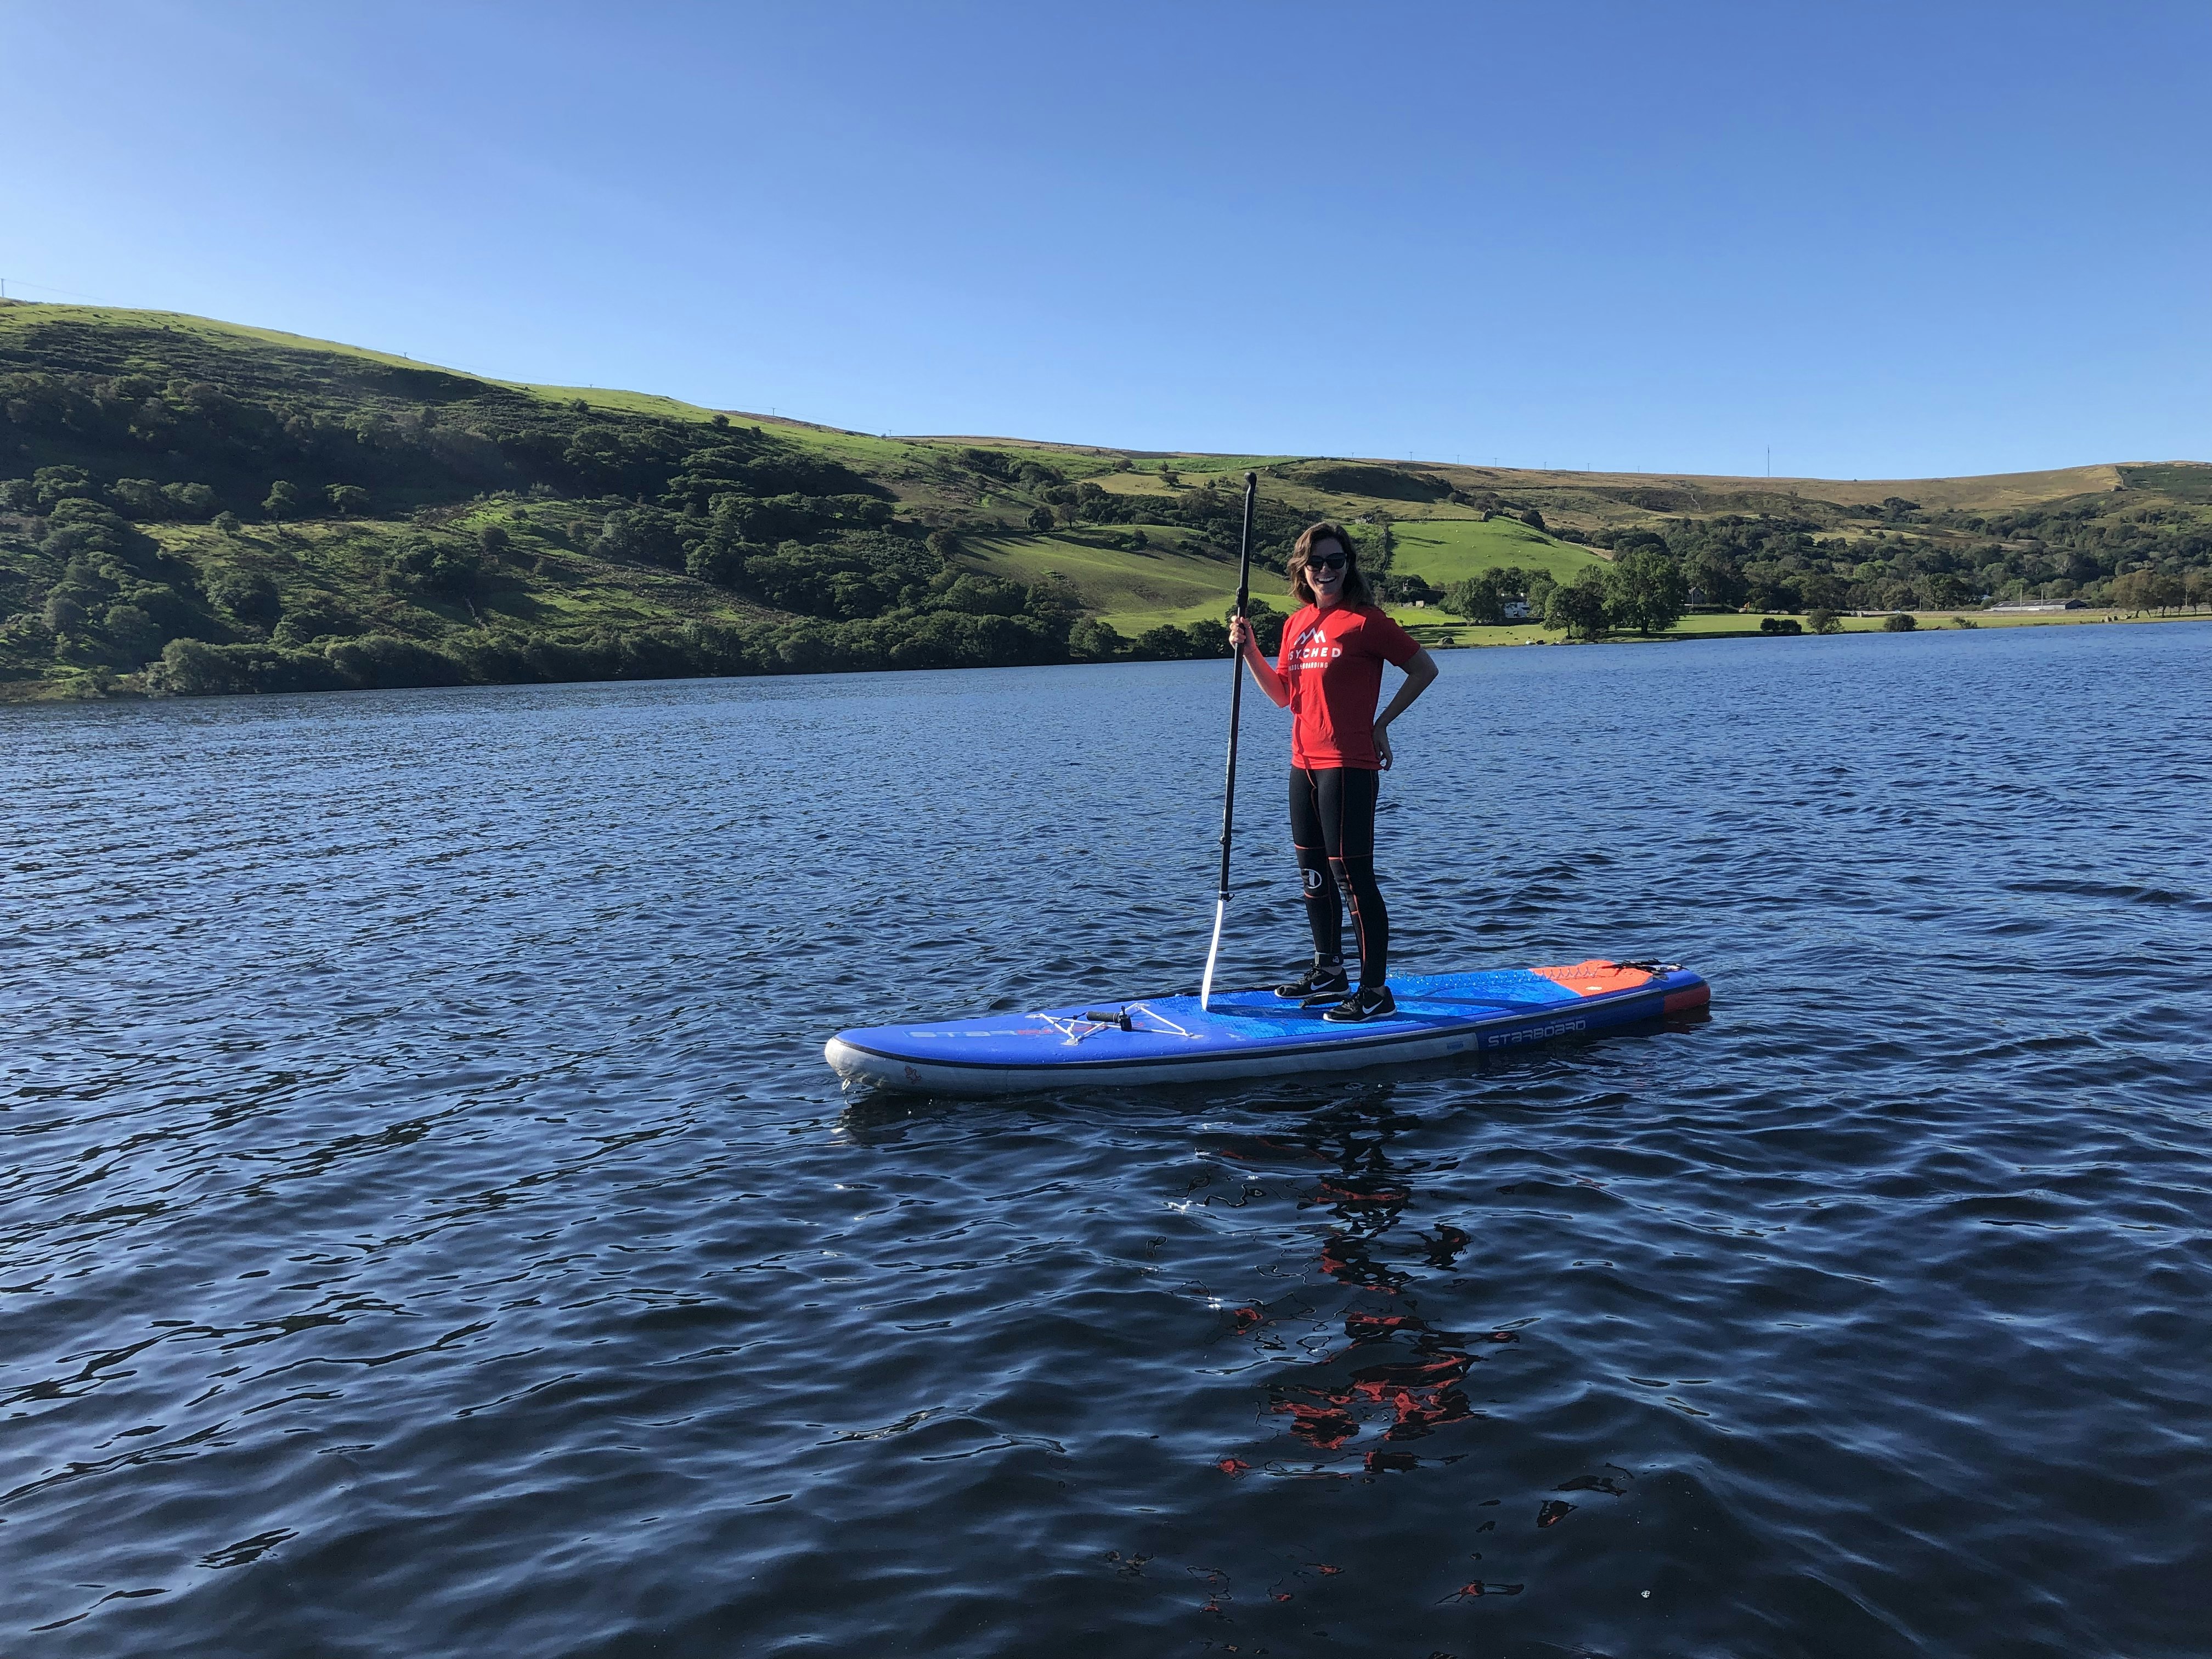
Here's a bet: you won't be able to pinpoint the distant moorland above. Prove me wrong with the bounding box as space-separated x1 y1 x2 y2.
2 301 2206 699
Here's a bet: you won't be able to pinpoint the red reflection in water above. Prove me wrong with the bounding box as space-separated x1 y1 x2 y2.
1214 1096 1521 1484
1268 1306 1482 1460
1440 1580 1525 1602
1423 1222 1471 1267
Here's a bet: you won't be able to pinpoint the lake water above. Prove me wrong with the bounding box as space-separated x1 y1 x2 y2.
5 622 2209 1658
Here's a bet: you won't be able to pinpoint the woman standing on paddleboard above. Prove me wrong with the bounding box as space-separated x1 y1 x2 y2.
1229 522 1440 1022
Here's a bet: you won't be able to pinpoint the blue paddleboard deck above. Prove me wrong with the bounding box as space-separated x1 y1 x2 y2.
825 960 1709 1096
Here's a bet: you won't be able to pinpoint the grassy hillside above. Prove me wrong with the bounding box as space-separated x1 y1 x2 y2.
1387 517 1605 587
956 529 1240 633
964 513 1606 635
2 300 2206 700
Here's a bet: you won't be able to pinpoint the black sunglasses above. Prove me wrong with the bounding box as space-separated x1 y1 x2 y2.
1308 552 1348 571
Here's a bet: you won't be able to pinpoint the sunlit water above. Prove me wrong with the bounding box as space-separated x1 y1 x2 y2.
5 622 2209 1658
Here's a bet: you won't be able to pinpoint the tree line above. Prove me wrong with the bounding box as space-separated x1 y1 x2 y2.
1575 502 2211 616
10 310 2205 697
3 311 1346 692
1434 556 1688 640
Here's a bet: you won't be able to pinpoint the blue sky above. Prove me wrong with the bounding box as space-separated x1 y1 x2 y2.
5 1 2207 478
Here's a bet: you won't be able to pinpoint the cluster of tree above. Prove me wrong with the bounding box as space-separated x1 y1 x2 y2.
0 461 1303 691
4 319 1203 685
1438 555 1686 640
1031 476 1322 573
0 466 223 520
1914 501 2210 607
383 534 488 600
2109 568 2209 612
1371 572 1438 605
1589 518 1863 611
0 314 883 524
6 312 1486 697
1064 602 1284 665
592 495 900 593
1841 496 1923 522
1580 503 2212 614
27 308 2207 702
137 588 1286 697
1537 552 1689 639
1438 565 1547 624
0 449 1297 690
0 500 225 679
2 315 1073 686
143 607 1080 696
952 446 1066 491
0 488 563 681
1294 464 1454 503
1285 463 1548 525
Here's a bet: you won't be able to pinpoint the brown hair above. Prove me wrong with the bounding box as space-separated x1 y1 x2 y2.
1286 521 1374 607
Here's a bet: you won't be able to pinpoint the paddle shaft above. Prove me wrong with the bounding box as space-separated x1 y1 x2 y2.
1200 472 1259 1009
1217 471 1257 898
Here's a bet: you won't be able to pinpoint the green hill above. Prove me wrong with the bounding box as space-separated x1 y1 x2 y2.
1386 517 1605 588
956 529 1244 633
2 300 2206 700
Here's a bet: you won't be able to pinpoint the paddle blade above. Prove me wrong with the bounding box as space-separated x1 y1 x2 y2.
1200 895 1228 1011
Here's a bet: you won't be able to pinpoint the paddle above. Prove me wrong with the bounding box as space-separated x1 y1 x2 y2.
1200 470 1259 1011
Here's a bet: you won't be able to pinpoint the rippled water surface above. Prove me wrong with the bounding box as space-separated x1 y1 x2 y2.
6 622 2210 1658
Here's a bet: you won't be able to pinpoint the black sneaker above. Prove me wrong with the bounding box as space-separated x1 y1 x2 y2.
1275 963 1350 1002
1323 985 1397 1023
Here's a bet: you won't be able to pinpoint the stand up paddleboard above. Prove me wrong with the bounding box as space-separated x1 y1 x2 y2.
824 960 1708 1097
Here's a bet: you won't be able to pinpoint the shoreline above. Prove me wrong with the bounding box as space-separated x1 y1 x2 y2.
1400 606 2208 648
3 611 2205 707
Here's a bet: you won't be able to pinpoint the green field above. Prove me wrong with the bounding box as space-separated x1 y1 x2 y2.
1387 517 1607 588
517 381 725 422
957 516 1616 637
955 531 1250 631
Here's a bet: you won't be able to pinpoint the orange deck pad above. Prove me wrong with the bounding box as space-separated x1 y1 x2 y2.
1533 960 1653 997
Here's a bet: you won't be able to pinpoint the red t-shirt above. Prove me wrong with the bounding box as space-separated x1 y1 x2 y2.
1276 602 1423 770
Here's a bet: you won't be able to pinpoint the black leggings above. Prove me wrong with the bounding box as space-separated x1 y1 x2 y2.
1289 766 1389 989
